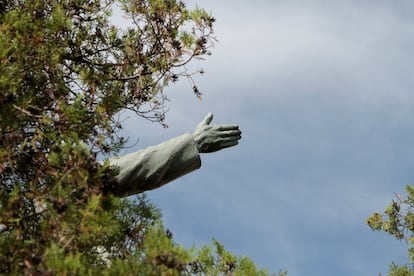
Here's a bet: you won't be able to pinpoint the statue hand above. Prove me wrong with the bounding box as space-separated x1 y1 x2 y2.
193 113 241 153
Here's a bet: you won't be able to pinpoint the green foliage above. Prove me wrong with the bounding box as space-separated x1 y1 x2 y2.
387 262 414 276
367 185 414 275
367 185 414 260
0 0 283 275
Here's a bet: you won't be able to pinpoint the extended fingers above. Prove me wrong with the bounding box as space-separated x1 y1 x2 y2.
194 119 242 153
202 138 239 153
214 129 242 138
218 136 241 143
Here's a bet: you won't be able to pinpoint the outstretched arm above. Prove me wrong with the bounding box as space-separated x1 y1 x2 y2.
108 113 241 197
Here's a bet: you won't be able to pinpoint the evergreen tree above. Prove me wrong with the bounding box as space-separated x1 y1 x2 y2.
0 0 285 274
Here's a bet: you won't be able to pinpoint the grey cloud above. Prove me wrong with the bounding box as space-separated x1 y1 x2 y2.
116 1 414 275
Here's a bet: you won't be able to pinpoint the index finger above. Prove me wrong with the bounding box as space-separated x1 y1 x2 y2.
214 124 239 131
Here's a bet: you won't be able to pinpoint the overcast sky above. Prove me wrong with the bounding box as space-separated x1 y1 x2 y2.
117 1 414 275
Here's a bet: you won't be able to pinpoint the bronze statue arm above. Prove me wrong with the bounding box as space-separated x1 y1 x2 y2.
108 113 241 197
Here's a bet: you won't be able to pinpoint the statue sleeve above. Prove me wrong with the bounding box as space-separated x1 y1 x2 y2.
108 133 201 197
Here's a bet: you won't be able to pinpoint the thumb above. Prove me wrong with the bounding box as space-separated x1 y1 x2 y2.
199 112 213 126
